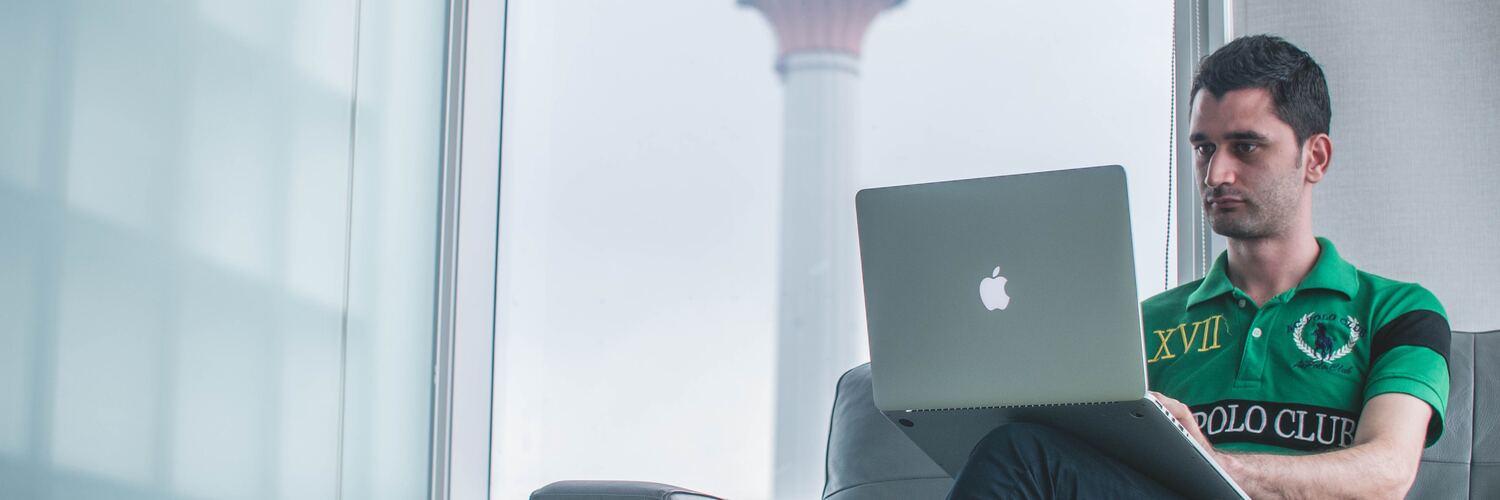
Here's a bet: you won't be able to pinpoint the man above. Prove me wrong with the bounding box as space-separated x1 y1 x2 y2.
948 35 1451 499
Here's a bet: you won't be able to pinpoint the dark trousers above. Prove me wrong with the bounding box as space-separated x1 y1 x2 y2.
946 423 1186 500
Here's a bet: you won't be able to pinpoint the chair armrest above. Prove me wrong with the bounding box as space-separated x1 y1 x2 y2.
530 480 723 500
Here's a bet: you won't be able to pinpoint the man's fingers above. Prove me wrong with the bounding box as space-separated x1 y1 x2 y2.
1154 392 1214 450
1152 392 1192 420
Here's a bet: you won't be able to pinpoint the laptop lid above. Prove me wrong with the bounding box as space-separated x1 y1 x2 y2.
856 165 1149 411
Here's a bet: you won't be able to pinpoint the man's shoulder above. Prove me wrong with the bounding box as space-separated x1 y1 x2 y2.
1141 278 1205 319
1351 268 1447 327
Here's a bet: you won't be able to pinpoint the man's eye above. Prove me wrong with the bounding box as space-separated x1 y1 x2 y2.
1194 144 1215 156
1234 143 1259 154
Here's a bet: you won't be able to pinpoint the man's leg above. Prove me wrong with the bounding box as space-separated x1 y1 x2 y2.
947 423 1186 500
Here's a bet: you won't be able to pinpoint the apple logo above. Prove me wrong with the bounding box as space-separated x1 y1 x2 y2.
979 266 1011 311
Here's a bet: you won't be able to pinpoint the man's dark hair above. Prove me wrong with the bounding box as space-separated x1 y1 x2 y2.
1191 35 1331 143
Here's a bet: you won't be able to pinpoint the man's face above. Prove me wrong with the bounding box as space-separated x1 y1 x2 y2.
1188 88 1308 240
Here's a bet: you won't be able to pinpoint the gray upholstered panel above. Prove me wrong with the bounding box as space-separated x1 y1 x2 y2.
1238 0 1500 333
824 478 955 500
1421 332 1474 463
1407 462 1468 500
1408 331 1476 499
1472 464 1500 500
1472 332 1500 499
823 364 952 499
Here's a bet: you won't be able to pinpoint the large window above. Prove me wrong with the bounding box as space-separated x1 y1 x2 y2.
0 2 450 498
491 1 1174 498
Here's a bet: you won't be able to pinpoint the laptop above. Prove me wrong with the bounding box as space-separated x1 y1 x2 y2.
855 165 1247 499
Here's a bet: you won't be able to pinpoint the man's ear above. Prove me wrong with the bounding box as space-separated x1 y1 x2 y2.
1302 133 1333 184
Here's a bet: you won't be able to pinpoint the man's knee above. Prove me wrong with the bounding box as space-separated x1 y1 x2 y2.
976 423 1063 448
971 422 1067 462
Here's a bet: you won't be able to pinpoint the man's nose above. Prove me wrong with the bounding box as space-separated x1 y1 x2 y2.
1203 153 1235 188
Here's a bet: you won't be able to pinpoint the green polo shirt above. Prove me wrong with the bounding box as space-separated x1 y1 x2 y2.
1142 237 1450 454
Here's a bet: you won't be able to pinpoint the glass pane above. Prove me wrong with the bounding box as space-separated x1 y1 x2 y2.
0 1 449 498
493 1 1172 499
339 0 450 497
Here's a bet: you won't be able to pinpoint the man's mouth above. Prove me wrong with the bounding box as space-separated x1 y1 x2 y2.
1205 195 1245 210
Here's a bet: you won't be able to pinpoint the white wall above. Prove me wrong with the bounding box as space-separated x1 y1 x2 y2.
1238 0 1500 333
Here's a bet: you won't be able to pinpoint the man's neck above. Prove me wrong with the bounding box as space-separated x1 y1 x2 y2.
1225 232 1320 306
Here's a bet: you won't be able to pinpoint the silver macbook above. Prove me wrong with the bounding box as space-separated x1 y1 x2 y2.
855 165 1246 499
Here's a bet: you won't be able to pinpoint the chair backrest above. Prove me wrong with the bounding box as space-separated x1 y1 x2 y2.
1407 330 1499 499
822 364 952 499
824 331 1499 499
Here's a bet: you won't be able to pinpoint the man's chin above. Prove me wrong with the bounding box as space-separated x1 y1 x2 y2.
1211 226 1281 241
1208 218 1270 240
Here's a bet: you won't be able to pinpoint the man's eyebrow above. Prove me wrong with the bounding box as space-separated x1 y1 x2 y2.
1224 130 1270 141
1189 130 1270 143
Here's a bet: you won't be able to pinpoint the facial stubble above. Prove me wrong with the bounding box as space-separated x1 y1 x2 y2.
1205 151 1304 240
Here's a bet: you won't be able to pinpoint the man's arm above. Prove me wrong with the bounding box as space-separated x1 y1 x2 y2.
1154 392 1431 500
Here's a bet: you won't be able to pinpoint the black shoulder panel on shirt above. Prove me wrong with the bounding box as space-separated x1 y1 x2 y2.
1371 309 1450 365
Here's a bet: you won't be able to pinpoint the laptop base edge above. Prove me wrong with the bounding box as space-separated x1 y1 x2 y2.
884 399 1248 500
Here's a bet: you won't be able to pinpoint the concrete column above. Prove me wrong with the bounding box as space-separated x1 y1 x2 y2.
740 1 902 497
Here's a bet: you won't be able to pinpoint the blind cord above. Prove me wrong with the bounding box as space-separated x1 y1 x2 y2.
1192 0 1210 278
1165 2 1178 290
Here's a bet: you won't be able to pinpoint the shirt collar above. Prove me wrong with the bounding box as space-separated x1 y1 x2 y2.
1186 237 1359 309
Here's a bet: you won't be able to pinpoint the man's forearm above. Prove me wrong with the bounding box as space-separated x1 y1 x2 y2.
1217 441 1418 500
1154 393 1432 499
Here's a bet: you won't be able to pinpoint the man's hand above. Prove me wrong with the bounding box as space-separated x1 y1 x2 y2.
1149 391 1432 499
1150 392 1233 467
1151 391 1210 446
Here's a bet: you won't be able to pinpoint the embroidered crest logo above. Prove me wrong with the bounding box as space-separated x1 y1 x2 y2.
1291 313 1361 364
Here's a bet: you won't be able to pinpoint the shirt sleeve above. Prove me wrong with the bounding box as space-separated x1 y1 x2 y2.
1364 311 1451 447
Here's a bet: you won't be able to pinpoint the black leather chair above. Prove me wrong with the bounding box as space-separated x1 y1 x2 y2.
535 330 1498 499
821 330 1499 499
